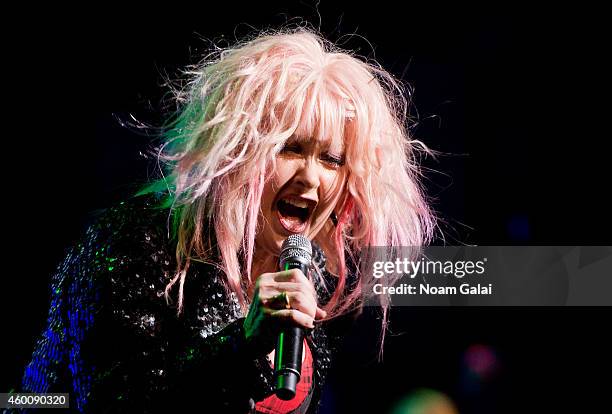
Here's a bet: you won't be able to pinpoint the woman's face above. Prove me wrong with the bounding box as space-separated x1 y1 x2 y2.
256 133 347 256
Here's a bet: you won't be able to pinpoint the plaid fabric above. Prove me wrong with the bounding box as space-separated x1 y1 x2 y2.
255 340 314 414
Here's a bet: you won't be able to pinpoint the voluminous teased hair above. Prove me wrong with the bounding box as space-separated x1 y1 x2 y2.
139 28 436 334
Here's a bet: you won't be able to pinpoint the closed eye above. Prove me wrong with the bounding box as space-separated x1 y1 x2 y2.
280 142 345 167
320 153 345 167
279 143 302 155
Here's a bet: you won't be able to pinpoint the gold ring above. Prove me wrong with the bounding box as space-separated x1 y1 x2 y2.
280 291 291 310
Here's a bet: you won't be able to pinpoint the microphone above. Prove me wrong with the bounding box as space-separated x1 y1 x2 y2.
275 234 312 400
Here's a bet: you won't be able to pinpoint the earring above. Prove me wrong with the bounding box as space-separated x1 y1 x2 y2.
330 212 339 227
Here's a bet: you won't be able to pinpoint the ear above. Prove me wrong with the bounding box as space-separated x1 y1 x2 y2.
330 211 339 227
333 190 353 224
330 191 348 227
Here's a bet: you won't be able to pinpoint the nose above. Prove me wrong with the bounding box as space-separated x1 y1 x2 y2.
293 157 321 192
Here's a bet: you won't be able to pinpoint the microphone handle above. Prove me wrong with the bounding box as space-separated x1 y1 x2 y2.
274 261 308 400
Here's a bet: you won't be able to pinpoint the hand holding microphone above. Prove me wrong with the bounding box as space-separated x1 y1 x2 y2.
243 235 326 399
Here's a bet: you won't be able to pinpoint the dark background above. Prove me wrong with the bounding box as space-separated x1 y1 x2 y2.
2 2 610 413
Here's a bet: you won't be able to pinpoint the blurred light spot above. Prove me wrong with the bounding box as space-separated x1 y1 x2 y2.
463 344 498 381
389 388 459 414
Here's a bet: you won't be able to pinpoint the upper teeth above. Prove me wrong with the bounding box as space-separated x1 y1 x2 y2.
283 197 309 209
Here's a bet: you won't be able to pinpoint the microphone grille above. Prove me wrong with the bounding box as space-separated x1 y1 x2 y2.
279 234 312 268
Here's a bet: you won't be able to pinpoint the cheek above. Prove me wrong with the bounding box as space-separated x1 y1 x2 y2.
320 170 346 204
270 160 298 193
262 161 295 207
274 159 297 184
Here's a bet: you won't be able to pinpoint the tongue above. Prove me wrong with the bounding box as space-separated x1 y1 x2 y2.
278 213 307 233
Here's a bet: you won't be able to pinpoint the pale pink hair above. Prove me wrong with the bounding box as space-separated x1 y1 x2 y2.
139 28 436 335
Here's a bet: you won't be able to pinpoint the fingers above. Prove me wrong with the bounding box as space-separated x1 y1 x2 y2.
269 308 316 329
259 282 310 298
263 290 313 316
257 271 315 295
256 269 327 328
259 270 316 302
273 269 311 286
270 282 307 293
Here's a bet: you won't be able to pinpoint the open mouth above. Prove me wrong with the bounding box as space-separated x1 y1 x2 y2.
276 196 316 234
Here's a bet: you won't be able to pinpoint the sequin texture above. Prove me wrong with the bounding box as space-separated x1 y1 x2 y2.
10 194 347 413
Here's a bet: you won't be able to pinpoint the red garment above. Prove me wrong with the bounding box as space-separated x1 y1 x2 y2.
255 340 314 414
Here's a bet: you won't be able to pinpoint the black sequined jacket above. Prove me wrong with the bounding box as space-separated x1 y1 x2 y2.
17 194 345 413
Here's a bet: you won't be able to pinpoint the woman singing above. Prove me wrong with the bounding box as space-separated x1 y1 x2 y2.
18 28 435 413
